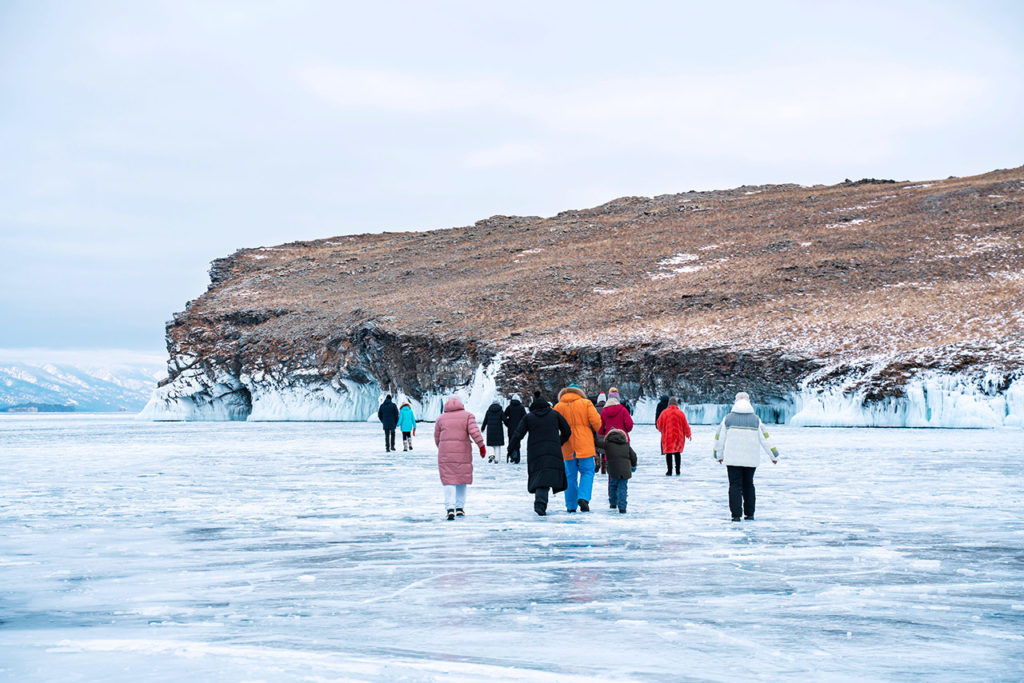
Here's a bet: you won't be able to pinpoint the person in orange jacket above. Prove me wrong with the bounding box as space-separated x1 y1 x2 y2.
553 383 603 513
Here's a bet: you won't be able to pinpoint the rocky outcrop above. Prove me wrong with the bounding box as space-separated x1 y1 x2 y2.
143 167 1024 426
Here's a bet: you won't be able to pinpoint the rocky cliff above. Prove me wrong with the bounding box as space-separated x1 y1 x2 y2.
143 167 1024 426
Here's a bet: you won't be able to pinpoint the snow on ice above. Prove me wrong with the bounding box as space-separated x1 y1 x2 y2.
0 415 1021 680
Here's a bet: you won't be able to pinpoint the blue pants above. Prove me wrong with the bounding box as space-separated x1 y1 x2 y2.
608 476 629 511
564 457 595 510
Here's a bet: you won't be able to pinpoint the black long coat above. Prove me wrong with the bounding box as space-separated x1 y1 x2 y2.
509 400 571 493
482 402 506 446
502 399 527 441
377 399 399 431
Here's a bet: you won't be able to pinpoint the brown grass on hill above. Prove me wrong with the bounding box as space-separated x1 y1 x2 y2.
188 167 1024 366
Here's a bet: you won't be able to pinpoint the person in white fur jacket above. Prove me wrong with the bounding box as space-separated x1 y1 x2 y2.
713 392 780 521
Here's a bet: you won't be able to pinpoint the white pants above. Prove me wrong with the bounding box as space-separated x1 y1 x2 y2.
488 445 504 461
443 484 466 510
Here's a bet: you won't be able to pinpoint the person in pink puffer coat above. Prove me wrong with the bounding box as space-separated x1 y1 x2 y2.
434 396 486 520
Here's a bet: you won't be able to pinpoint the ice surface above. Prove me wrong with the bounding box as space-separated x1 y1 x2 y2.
1 415 1022 681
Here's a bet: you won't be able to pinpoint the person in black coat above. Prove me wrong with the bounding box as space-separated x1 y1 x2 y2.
502 396 527 463
508 397 572 516
481 401 506 462
377 395 400 452
655 394 670 423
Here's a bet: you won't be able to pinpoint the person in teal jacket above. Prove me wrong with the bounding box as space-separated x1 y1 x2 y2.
398 403 417 451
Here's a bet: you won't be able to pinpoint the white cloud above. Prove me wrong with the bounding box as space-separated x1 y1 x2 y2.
297 66 502 114
462 142 549 169
297 63 992 164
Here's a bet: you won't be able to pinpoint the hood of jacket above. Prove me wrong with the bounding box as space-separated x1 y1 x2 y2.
508 398 522 407
558 387 586 402
605 429 628 445
530 397 551 413
731 398 755 414
444 396 465 412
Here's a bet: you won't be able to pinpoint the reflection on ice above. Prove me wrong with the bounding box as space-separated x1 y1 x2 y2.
0 415 1022 680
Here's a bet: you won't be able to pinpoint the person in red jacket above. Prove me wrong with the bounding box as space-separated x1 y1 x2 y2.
656 396 692 476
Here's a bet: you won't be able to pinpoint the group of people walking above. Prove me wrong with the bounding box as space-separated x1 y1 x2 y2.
380 386 780 522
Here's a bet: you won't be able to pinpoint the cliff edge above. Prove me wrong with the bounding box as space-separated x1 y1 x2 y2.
143 167 1024 426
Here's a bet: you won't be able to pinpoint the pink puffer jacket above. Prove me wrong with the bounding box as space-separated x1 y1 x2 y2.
434 396 485 485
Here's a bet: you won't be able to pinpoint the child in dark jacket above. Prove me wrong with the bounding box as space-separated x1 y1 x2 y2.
599 428 637 513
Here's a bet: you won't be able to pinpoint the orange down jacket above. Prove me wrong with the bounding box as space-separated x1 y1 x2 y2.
553 387 603 460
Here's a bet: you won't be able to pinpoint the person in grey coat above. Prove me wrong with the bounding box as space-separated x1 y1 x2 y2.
713 392 780 521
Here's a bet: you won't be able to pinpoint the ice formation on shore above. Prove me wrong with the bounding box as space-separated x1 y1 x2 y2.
142 354 1023 429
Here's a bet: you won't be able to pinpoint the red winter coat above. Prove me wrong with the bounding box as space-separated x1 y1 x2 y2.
599 399 634 439
434 396 485 485
656 404 691 454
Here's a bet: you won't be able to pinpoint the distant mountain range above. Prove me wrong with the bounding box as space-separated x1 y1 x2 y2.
0 355 165 412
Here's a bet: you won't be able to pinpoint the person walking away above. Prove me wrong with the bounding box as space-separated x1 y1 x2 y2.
600 429 637 513
378 394 400 452
398 402 417 451
502 395 527 463
655 394 670 423
607 387 633 415
434 396 486 520
713 392 780 521
598 393 633 475
595 392 607 412
481 400 506 462
656 397 691 475
554 383 603 512
508 395 571 515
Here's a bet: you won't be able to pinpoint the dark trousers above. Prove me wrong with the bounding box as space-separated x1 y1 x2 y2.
665 453 680 474
384 429 396 451
727 466 756 519
534 487 549 512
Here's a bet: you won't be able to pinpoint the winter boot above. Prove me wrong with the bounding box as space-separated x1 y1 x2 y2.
534 501 547 516
578 499 590 512
618 507 627 514
675 453 681 475
456 508 465 517
446 509 456 521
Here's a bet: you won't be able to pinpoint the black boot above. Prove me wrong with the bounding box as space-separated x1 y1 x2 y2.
675 453 681 475
665 453 672 475
446 509 455 521
455 508 465 517
534 501 547 516
578 499 590 512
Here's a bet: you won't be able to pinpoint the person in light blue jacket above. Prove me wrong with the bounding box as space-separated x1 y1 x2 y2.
398 402 417 451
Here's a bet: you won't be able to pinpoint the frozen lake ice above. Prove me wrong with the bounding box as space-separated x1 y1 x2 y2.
1 415 1022 681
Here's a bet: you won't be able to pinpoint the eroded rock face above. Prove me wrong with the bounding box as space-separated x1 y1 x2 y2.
143 167 1024 425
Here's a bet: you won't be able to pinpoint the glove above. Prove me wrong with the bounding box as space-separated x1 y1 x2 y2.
479 445 486 458
631 466 637 473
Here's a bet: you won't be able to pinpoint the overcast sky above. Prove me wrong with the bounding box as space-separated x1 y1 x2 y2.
2 0 1022 355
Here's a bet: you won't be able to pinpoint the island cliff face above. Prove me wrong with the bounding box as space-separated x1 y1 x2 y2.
144 167 1024 426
